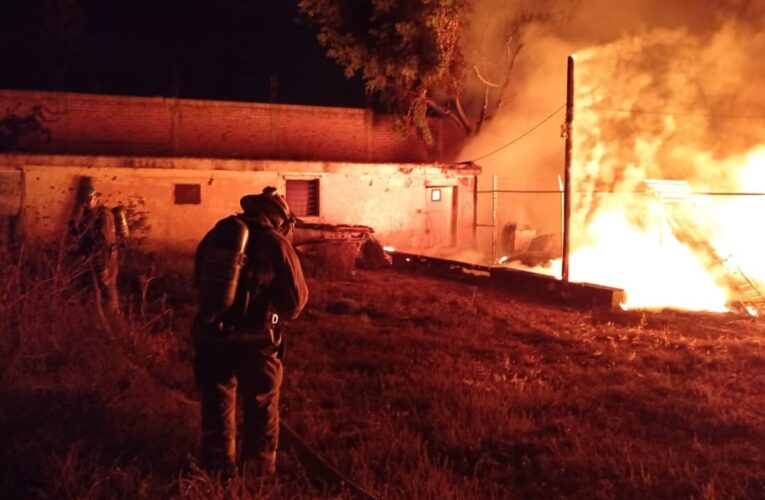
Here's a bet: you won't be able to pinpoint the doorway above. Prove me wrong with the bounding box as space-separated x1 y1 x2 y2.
425 186 457 248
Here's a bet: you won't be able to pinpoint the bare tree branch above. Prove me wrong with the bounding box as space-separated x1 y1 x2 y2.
476 85 490 134
493 31 524 117
452 96 473 134
426 95 472 134
472 65 500 88
396 88 471 135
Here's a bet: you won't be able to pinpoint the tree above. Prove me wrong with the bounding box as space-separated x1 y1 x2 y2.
0 106 53 152
298 0 579 144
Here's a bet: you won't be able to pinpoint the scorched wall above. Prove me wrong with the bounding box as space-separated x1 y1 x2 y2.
0 154 479 257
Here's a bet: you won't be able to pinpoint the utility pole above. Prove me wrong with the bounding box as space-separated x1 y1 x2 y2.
562 55 574 283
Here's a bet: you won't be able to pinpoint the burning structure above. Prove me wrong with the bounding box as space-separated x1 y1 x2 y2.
565 25 765 313
455 2 765 314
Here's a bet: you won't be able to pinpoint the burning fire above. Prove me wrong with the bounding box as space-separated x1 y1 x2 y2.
563 26 765 312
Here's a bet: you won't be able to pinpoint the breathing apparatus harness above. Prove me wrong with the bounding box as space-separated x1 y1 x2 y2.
194 187 293 351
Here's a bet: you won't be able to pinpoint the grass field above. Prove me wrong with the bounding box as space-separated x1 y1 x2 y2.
1 249 764 499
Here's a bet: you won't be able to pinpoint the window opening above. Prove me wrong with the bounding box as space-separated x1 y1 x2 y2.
174 183 201 205
286 179 320 216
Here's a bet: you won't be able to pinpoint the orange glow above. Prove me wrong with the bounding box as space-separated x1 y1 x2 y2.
563 27 765 312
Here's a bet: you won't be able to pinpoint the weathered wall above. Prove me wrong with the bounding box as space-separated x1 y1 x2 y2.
0 89 466 162
0 154 478 257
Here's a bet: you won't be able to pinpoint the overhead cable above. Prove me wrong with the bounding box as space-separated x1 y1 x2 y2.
462 104 566 163
458 102 765 166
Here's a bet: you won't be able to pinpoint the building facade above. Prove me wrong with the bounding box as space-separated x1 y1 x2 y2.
0 90 478 259
0 154 479 257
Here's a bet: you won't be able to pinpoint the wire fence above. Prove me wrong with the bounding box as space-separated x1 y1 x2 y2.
463 92 765 285
474 183 563 274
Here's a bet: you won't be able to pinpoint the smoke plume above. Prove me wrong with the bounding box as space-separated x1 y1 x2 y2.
457 0 765 256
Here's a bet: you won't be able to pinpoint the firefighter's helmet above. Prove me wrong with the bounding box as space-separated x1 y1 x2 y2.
81 184 100 202
240 187 292 225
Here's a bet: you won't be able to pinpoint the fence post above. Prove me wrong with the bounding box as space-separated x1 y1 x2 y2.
491 174 498 263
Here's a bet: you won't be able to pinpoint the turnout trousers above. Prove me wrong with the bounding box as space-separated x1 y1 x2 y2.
91 256 119 313
193 338 283 474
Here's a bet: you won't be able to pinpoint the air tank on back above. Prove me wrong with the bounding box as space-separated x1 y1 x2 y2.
198 216 250 316
111 206 130 241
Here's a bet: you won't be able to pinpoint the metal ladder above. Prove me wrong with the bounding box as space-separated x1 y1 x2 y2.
645 179 765 315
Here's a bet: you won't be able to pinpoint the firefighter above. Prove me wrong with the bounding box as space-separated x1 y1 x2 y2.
69 184 120 314
192 186 308 479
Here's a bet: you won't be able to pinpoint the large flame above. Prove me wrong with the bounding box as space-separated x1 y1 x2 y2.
565 26 765 311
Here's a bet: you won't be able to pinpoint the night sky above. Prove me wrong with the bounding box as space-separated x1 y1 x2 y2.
0 0 367 107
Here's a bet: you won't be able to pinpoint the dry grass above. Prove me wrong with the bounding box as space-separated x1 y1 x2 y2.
2 246 764 499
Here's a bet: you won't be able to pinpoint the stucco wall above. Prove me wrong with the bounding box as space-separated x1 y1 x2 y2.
2 154 478 257
0 89 465 162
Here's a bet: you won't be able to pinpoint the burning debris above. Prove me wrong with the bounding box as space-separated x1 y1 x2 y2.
563 23 765 313
454 1 765 314
498 223 556 267
644 179 765 315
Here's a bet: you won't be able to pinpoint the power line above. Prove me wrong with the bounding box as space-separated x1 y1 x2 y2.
476 189 765 196
459 101 765 166
582 105 765 120
462 104 566 163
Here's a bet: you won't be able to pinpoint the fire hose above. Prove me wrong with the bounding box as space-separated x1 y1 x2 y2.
141 377 379 498
125 323 377 495
280 420 379 500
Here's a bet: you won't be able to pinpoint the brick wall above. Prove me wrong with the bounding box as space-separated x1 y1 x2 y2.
0 89 465 162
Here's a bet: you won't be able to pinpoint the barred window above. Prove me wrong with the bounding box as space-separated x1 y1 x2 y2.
286 179 320 216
